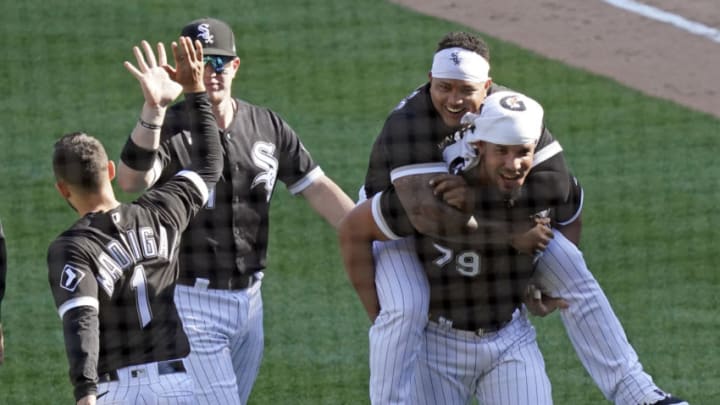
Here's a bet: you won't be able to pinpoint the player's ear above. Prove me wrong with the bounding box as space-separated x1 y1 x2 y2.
55 181 71 199
107 160 116 181
229 57 241 78
471 140 486 155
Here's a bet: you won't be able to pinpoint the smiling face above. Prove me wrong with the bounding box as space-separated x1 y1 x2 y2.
429 76 491 129
203 56 241 105
474 140 536 198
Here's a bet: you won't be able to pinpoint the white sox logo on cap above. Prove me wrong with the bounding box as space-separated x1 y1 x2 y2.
197 23 215 44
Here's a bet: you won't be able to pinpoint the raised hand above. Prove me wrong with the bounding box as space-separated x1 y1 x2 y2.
429 174 474 213
165 37 205 94
124 41 182 109
510 219 554 255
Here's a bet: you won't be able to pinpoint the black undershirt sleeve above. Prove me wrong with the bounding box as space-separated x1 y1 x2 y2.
63 306 100 401
120 137 158 171
185 92 222 186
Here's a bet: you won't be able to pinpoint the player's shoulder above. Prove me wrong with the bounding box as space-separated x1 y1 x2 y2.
389 82 431 117
378 83 435 141
47 221 94 262
233 97 292 133
235 97 280 120
136 174 205 216
487 82 512 94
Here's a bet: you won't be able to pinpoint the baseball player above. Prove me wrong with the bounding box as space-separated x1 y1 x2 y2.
46 36 221 404
343 91 557 404
348 31 687 405
116 18 354 404
0 218 6 365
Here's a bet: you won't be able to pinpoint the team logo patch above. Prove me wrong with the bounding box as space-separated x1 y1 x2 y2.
197 23 215 44
450 51 461 66
499 95 527 111
60 264 86 292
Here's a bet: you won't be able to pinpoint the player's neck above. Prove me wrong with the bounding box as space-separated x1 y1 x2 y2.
212 98 236 130
73 188 121 217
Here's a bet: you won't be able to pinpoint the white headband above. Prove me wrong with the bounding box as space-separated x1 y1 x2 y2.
431 47 490 83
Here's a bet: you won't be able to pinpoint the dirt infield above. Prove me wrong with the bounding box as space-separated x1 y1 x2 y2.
391 0 720 118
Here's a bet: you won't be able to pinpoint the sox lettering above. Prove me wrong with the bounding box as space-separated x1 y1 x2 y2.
251 142 278 202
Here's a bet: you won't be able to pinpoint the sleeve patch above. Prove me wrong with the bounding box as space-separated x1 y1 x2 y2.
60 264 86 292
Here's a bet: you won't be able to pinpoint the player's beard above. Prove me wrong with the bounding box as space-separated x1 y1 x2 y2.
503 187 523 205
495 171 524 202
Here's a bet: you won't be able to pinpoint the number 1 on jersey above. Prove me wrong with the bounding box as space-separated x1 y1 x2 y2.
131 265 152 328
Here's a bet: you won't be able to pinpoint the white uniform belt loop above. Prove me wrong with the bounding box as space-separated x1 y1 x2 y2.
194 278 210 290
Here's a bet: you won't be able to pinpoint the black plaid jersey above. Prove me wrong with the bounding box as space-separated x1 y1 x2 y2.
362 82 580 329
364 82 579 228
47 171 208 375
373 186 538 329
153 98 320 283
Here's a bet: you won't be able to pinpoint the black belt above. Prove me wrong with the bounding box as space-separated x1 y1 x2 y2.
177 273 257 290
428 313 511 337
98 360 186 383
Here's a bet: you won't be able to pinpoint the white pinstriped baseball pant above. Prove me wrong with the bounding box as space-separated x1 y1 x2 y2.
410 309 552 405
370 231 664 405
174 274 264 405
95 361 194 404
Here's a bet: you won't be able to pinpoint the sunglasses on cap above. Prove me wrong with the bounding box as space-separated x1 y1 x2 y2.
203 55 234 74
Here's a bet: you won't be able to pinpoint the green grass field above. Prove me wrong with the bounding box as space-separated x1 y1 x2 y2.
1 0 718 403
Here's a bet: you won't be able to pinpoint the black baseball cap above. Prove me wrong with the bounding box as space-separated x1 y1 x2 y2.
181 17 236 57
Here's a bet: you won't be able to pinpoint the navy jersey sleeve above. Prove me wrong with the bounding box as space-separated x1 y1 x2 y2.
370 188 417 240
516 125 573 219
364 86 450 195
271 111 322 195
47 237 100 319
555 175 584 225
135 171 209 233
376 111 447 180
138 91 218 230
47 237 101 399
154 103 194 187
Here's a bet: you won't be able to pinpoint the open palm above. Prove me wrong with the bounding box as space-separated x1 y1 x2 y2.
124 40 182 108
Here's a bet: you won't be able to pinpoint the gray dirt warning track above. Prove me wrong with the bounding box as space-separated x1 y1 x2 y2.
390 0 720 118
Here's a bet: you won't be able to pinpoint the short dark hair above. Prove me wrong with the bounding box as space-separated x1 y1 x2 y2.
53 132 108 191
436 32 490 62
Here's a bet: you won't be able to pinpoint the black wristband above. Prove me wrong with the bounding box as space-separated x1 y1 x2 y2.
120 137 158 171
138 118 162 130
